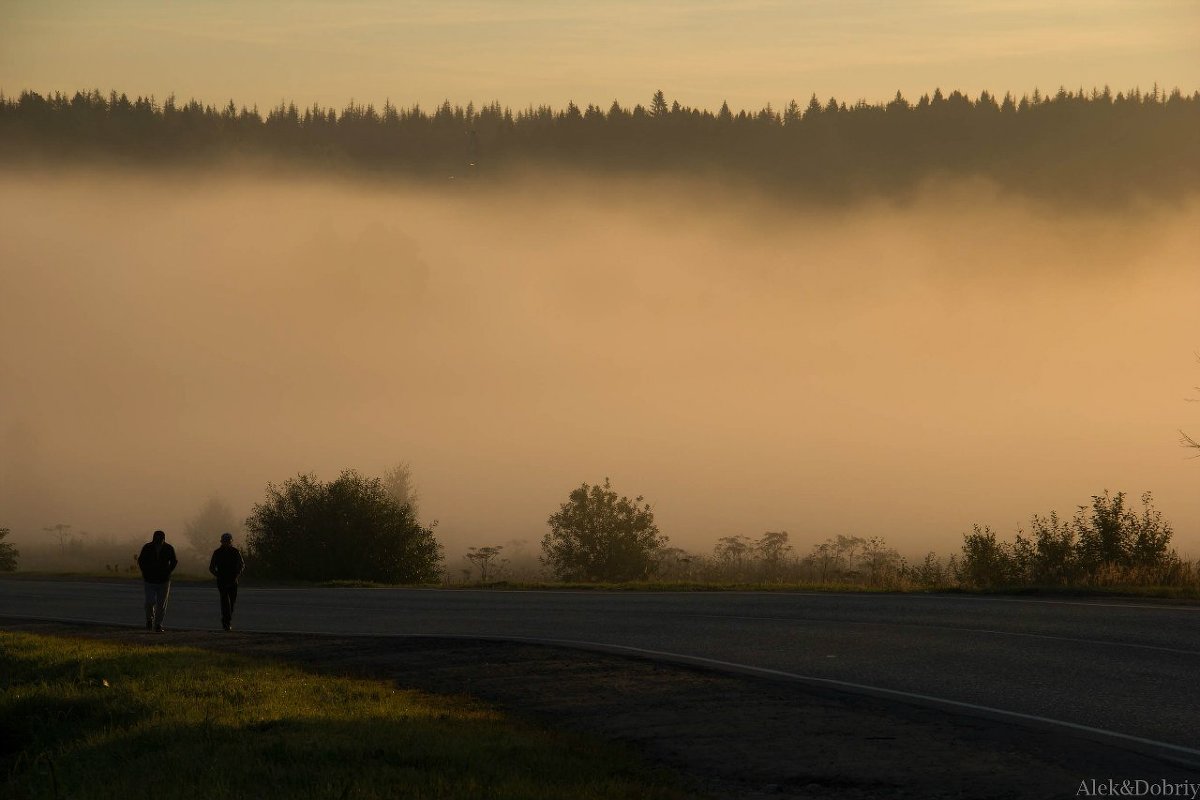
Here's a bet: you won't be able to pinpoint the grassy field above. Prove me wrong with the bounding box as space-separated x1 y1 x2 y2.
0 632 693 800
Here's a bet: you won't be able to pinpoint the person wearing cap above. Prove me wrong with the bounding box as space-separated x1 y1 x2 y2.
208 532 246 631
137 530 178 632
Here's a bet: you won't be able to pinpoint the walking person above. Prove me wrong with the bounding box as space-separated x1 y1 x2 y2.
137 530 177 632
209 532 245 631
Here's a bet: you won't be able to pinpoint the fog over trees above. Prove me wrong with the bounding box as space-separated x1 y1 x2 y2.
1 78 1198 578
2 85 1197 202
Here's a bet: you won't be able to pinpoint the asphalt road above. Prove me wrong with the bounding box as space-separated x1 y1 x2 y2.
3 579 1198 765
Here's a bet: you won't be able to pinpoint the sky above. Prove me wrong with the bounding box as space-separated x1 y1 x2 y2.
2 1 1197 113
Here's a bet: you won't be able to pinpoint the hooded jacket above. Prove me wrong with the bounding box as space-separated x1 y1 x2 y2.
138 541 178 584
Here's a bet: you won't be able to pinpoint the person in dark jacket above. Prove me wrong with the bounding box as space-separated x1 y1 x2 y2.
137 530 177 632
209 532 245 631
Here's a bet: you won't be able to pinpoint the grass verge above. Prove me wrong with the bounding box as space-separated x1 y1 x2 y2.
0 631 692 800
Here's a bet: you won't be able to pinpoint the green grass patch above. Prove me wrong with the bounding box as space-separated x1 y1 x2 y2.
0 632 692 800
0 571 212 584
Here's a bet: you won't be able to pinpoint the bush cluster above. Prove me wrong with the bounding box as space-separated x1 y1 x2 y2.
652 532 913 588
958 491 1180 588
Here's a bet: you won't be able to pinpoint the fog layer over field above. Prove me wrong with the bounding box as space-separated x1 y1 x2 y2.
2 172 1198 559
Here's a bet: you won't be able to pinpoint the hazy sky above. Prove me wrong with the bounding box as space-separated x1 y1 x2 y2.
2 1 1197 112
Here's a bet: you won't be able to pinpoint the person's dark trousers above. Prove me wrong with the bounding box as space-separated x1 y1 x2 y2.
218 583 238 630
144 581 170 631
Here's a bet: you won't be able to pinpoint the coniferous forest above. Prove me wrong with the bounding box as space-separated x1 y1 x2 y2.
2 86 1197 202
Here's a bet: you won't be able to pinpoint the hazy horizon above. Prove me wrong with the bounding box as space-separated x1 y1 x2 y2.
2 169 1198 563
3 1 1197 117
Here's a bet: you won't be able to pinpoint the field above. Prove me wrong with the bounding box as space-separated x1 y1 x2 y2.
3 620 1196 800
0 630 690 800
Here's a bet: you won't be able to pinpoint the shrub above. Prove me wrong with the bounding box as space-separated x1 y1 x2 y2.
246 470 442 583
1078 491 1174 571
541 479 666 582
0 527 18 571
959 525 1020 587
1014 510 1078 585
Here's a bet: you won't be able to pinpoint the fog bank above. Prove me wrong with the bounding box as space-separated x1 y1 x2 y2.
2 171 1198 561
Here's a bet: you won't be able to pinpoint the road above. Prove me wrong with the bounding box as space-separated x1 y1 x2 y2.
2 579 1198 765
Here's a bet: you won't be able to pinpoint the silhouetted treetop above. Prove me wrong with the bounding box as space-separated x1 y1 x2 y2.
2 86 1196 202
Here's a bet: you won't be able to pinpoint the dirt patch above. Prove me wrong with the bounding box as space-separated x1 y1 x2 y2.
2 619 1195 798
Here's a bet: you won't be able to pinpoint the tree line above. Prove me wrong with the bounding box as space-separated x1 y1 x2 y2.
241 471 1189 592
638 491 1184 591
2 85 1197 202
3 472 1190 593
